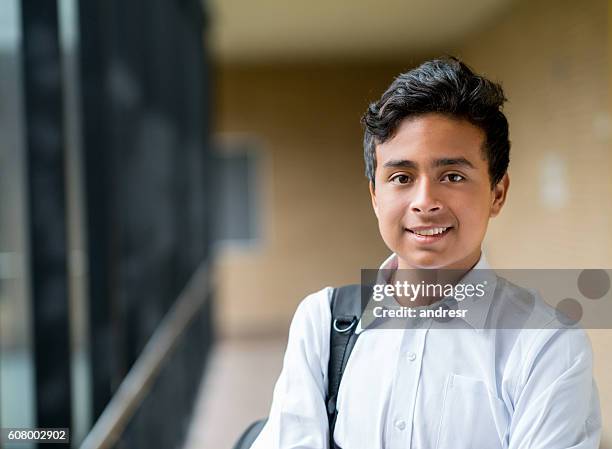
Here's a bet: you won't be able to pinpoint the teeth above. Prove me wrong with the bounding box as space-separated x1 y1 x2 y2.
413 227 447 236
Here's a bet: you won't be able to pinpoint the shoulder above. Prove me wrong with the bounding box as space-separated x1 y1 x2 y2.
286 286 334 349
494 276 559 326
495 277 594 384
497 276 592 351
291 286 333 327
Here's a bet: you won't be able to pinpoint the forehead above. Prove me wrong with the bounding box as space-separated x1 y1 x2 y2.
375 113 487 167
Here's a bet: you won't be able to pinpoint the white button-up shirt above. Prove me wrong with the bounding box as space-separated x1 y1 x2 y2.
250 253 601 449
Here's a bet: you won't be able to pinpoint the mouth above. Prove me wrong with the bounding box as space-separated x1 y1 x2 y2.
405 226 453 243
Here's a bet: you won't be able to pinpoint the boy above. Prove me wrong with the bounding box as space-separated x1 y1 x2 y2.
250 57 601 449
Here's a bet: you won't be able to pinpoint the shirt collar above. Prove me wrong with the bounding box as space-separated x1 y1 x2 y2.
356 251 496 333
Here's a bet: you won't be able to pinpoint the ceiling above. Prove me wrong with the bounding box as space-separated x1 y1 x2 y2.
208 0 515 63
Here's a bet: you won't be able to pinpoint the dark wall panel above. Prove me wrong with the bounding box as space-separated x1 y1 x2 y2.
78 0 213 446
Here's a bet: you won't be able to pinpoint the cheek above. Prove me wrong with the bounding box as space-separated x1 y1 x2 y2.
377 198 406 227
375 203 407 249
455 197 491 235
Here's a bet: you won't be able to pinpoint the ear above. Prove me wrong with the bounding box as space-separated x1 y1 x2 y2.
490 173 509 218
369 180 379 219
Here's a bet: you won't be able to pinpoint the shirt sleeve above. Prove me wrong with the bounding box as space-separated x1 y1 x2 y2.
507 325 601 449
250 287 333 449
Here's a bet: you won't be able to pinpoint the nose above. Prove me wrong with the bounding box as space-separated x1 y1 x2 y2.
410 178 443 213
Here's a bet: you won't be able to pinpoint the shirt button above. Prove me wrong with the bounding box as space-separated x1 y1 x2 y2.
407 352 416 361
394 419 406 430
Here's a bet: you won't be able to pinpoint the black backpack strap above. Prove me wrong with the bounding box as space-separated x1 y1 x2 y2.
326 284 372 449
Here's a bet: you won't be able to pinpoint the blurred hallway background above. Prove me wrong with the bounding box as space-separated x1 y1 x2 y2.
0 0 611 448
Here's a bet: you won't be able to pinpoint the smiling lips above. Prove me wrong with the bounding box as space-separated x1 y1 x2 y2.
406 226 453 242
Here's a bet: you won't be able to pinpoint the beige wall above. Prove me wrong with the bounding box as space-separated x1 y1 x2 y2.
215 0 611 442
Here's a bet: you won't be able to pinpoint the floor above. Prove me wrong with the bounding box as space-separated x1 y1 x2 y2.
183 337 287 449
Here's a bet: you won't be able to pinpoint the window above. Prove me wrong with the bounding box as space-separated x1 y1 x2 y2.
212 136 263 248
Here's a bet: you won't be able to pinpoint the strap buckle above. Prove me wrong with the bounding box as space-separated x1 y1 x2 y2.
332 316 357 333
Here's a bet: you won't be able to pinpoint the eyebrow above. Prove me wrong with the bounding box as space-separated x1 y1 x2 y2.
433 157 475 169
382 157 475 170
382 159 418 169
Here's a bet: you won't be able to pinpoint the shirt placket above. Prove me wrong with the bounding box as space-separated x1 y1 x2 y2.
384 325 429 449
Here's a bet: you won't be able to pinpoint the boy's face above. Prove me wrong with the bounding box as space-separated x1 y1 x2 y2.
369 113 509 270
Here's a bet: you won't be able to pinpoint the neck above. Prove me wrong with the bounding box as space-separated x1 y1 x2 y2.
392 250 482 307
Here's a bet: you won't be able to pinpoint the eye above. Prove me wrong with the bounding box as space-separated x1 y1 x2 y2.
390 174 413 184
442 173 465 183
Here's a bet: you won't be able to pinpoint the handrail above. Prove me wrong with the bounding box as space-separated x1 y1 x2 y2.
80 262 212 449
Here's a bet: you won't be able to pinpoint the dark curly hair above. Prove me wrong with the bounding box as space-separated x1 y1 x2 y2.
362 57 510 189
